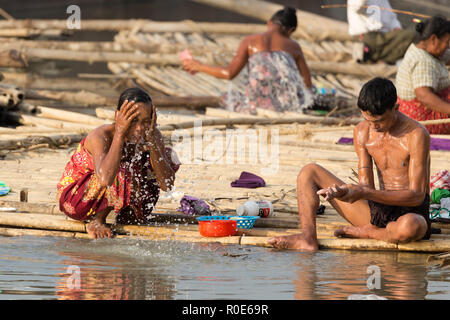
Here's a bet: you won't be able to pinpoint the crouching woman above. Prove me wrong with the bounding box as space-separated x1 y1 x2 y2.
56 88 180 239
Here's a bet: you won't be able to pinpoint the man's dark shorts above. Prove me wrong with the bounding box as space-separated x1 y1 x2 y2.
369 194 431 240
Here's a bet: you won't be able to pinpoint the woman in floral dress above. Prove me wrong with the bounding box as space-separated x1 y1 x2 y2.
182 7 314 115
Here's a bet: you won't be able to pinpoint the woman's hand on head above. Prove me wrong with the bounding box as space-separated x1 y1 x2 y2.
115 99 140 138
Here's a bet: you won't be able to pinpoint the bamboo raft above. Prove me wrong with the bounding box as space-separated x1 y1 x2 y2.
0 1 449 254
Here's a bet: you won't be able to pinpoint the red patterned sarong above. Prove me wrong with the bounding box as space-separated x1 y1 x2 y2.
56 138 178 221
397 87 450 134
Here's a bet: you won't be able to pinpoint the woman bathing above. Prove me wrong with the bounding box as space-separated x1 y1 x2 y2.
56 88 180 239
182 7 314 115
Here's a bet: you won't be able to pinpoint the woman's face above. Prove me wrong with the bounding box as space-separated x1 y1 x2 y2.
426 33 450 58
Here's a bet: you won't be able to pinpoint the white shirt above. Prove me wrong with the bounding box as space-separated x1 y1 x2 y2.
347 0 402 36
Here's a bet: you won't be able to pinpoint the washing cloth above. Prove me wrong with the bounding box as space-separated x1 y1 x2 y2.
178 195 211 216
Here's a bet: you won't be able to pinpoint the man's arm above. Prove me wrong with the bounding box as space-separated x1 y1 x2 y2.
362 128 430 206
354 122 375 189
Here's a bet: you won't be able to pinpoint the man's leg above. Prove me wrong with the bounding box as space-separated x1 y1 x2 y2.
334 213 428 243
268 163 371 250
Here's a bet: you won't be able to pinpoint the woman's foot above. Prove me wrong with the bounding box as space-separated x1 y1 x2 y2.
86 218 112 239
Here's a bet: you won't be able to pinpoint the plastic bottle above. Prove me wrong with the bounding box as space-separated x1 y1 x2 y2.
236 200 274 218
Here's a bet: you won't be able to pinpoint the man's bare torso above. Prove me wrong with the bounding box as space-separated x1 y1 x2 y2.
358 113 431 193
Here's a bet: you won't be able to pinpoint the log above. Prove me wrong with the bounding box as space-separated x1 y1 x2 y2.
191 0 351 41
308 61 397 78
158 115 362 131
0 84 24 108
0 212 86 232
24 89 114 106
0 19 279 35
20 47 181 65
0 212 448 252
0 49 27 68
18 102 110 127
0 39 128 52
0 200 61 214
95 107 115 121
17 113 96 130
1 71 116 92
0 132 87 150
0 28 69 38
0 226 82 238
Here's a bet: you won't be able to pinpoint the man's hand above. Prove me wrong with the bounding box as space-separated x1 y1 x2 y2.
317 184 364 203
115 100 139 138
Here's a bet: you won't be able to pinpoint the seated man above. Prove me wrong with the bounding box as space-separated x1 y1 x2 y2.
348 0 415 64
269 78 432 250
57 87 180 239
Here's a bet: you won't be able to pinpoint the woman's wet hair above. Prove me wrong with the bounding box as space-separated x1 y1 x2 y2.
414 15 450 43
357 78 397 115
117 87 152 110
270 6 297 34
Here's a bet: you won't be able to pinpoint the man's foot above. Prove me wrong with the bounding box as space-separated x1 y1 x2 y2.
86 219 112 239
267 233 319 251
334 225 373 239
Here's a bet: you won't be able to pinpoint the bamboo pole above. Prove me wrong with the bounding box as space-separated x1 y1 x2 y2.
0 20 266 34
0 49 28 68
0 212 86 232
19 47 181 65
24 89 114 106
158 115 362 131
1 71 116 92
0 132 87 150
0 39 128 52
0 200 61 214
191 0 351 41
18 113 96 130
18 103 109 127
0 212 448 252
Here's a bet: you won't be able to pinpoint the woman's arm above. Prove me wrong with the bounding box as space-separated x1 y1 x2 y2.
415 86 450 115
86 100 140 187
294 46 312 89
182 37 250 80
143 106 175 192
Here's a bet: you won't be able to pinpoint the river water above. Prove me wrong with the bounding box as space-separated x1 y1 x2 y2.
0 235 448 300
0 0 449 301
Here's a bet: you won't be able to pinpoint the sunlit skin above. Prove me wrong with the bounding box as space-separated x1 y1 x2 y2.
82 100 175 239
414 33 450 115
268 106 430 251
182 21 312 89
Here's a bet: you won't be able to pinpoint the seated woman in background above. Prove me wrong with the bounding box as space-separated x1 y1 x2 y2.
182 7 314 115
395 16 450 134
56 88 180 239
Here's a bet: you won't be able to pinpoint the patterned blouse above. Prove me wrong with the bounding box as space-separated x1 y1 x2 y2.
224 51 314 115
396 44 450 101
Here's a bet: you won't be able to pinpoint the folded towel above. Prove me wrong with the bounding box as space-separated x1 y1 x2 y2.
231 171 266 188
